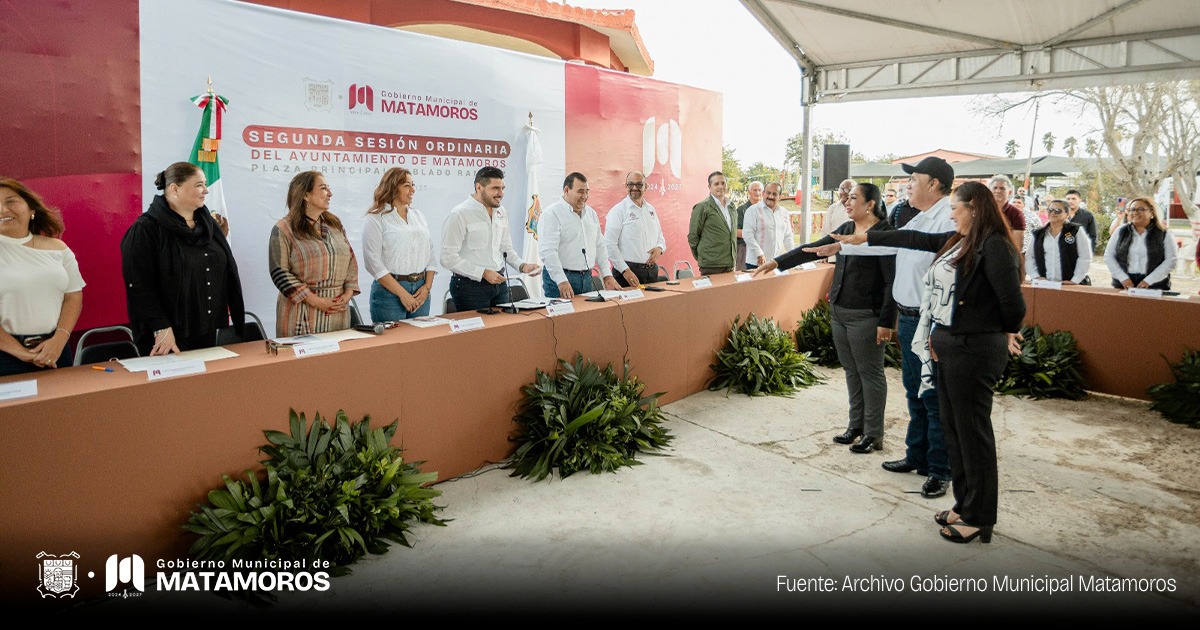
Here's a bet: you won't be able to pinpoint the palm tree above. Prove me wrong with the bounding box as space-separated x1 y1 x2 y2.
1005 139 1019 159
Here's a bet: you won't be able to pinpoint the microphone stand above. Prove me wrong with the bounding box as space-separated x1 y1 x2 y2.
501 252 518 314
583 246 605 302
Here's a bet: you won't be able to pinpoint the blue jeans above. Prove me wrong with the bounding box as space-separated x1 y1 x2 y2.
370 277 430 321
449 274 505 311
897 313 950 480
542 269 592 298
0 338 73 376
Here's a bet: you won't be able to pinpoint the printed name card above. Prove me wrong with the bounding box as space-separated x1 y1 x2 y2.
734 273 753 283
692 277 713 289
293 339 340 358
799 262 818 271
1127 287 1163 298
1031 278 1063 290
620 289 645 300
450 317 485 333
773 268 789 276
147 360 206 380
546 301 575 317
0 379 37 401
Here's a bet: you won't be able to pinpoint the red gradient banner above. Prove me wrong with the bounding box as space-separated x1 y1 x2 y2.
565 65 723 275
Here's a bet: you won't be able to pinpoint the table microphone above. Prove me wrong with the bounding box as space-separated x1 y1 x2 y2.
501 252 518 314
583 247 605 302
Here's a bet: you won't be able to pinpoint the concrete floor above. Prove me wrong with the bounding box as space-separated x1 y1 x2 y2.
86 367 1200 619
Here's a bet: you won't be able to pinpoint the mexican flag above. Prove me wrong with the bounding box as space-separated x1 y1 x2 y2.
188 91 229 220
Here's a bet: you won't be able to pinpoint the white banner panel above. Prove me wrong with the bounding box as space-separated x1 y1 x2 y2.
140 0 565 331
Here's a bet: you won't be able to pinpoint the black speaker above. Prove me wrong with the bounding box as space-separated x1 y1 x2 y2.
823 144 850 191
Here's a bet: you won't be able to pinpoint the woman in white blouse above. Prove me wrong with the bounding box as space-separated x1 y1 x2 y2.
1104 196 1177 290
0 178 84 375
742 183 794 269
1026 199 1091 285
362 168 436 320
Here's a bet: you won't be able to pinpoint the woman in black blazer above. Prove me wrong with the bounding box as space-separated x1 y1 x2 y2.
833 181 1025 544
753 183 896 454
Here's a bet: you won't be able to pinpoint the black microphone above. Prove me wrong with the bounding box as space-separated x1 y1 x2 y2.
501 251 518 314
583 246 605 302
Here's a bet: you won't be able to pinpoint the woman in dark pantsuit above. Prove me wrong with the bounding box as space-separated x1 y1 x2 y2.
833 181 1025 543
754 183 897 454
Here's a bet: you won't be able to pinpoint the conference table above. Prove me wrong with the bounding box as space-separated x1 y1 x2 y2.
3 270 1195 601
0 268 833 600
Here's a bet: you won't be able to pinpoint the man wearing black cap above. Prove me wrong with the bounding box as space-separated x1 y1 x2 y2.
805 156 957 499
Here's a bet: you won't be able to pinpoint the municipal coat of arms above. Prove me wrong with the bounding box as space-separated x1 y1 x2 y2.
303 78 334 112
37 551 80 598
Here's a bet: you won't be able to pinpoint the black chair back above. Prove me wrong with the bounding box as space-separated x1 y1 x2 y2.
214 311 267 346
73 325 139 366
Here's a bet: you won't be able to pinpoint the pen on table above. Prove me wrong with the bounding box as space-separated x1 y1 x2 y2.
91 366 114 372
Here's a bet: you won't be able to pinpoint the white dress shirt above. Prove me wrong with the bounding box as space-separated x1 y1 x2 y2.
712 195 734 229
839 196 955 309
1104 224 1178 285
1026 227 1091 283
362 205 436 279
605 196 666 272
538 197 611 285
440 196 524 282
742 202 794 264
822 201 850 236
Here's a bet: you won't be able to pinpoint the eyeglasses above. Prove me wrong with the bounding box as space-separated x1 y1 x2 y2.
1127 207 1150 214
625 182 645 189
1047 208 1066 215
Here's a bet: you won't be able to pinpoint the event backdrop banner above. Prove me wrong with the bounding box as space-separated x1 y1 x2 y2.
140 0 567 331
1 0 720 333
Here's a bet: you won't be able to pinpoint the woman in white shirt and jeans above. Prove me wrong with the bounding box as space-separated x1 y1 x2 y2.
0 178 84 375
362 168 436 321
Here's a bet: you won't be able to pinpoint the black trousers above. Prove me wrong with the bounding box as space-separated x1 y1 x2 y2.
931 328 1009 526
615 261 659 287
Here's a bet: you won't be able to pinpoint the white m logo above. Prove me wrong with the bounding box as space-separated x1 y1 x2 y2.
105 554 145 592
642 117 681 178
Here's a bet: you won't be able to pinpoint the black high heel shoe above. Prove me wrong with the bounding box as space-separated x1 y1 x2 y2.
933 510 959 527
940 523 993 544
832 428 862 445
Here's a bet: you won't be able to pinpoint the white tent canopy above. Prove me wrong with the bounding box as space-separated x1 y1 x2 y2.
741 0 1200 104
739 0 1200 230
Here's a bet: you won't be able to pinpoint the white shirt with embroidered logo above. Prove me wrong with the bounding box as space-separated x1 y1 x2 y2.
538 197 611 286
440 196 525 281
604 196 666 272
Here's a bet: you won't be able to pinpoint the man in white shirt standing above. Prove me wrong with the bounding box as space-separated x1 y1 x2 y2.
539 172 619 299
606 170 665 287
806 157 957 499
821 179 856 236
441 166 540 311
742 182 793 269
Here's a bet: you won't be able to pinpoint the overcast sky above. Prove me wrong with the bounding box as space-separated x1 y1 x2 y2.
569 0 1100 167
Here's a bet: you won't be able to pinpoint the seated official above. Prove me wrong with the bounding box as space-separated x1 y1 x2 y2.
0 178 84 375
1026 199 1091 285
1103 197 1177 290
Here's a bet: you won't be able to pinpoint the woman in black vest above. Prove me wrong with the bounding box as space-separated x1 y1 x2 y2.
1026 199 1091 285
1103 197 1177 290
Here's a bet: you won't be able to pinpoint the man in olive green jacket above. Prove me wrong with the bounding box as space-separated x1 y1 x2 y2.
688 171 737 275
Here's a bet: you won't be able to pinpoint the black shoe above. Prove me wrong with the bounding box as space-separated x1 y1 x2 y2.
921 477 950 499
940 523 993 544
882 458 919 473
849 436 882 453
833 428 863 445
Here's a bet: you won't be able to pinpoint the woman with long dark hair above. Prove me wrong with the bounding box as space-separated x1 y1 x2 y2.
121 162 244 355
0 178 84 374
832 181 1025 544
753 183 897 454
269 171 359 336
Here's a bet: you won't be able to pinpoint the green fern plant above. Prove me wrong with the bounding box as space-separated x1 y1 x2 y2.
1148 349 1200 428
183 410 445 574
710 313 823 396
995 325 1089 400
510 354 673 481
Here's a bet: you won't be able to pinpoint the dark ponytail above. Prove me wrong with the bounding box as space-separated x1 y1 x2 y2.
156 162 201 191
